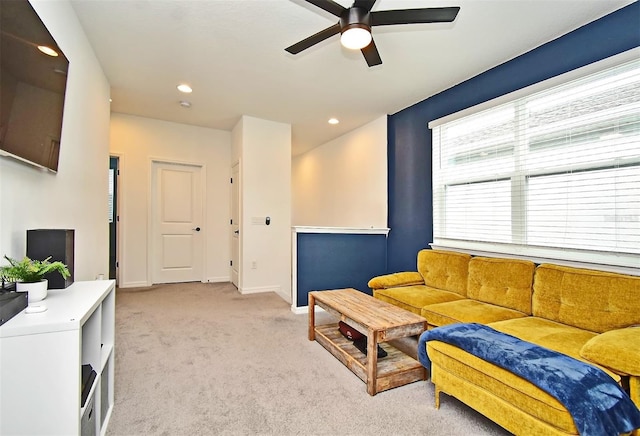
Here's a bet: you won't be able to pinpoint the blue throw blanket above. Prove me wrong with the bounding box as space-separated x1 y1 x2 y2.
418 323 640 436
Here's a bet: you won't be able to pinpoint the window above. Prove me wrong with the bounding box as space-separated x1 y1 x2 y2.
431 54 639 269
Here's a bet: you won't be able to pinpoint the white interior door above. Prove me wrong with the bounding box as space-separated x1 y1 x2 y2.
231 163 239 288
151 161 204 284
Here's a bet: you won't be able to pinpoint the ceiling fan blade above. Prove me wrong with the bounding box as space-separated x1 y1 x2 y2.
353 0 377 13
361 39 382 67
285 23 341 54
304 0 346 17
371 7 460 26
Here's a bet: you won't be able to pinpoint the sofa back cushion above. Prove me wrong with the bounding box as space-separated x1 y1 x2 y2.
533 264 640 333
417 249 471 296
467 257 535 314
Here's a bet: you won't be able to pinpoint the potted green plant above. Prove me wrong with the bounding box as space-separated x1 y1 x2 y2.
0 255 70 303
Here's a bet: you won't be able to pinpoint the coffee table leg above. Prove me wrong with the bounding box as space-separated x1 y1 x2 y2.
366 329 378 395
308 293 315 341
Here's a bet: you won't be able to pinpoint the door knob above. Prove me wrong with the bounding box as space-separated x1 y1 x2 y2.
193 227 201 231
234 230 239 234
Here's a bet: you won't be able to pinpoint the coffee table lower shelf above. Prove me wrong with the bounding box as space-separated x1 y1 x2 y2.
314 323 426 394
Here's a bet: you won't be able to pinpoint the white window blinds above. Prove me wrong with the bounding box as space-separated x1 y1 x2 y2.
431 56 640 269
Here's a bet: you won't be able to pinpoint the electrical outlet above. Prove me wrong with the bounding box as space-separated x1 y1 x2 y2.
251 261 257 269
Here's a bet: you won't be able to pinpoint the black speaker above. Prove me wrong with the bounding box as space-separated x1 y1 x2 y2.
26 229 74 289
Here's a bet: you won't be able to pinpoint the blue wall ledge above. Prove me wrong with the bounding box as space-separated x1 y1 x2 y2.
291 227 389 311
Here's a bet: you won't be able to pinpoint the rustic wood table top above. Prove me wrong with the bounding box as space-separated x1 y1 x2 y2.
310 288 426 332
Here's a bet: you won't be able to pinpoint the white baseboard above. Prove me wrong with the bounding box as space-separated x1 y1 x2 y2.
240 285 281 295
118 281 149 289
292 306 308 315
205 276 229 283
275 289 291 304
291 305 326 315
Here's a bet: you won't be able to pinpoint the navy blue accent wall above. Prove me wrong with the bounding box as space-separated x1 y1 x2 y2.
387 3 640 273
296 233 387 307
387 111 434 273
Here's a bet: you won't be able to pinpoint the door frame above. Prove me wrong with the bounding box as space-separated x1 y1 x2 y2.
110 152 125 287
147 157 207 285
231 161 241 289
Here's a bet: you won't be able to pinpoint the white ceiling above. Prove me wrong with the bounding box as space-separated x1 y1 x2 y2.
69 0 635 156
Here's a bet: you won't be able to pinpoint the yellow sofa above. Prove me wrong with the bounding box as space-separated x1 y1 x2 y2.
368 250 640 435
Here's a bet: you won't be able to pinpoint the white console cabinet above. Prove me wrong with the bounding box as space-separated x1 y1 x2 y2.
0 280 116 436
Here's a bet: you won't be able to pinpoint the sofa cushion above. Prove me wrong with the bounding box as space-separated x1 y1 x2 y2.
417 249 471 296
467 257 535 314
373 285 465 315
532 264 640 333
421 299 528 328
489 317 620 382
580 327 640 376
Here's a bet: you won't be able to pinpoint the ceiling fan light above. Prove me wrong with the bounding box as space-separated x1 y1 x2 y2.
37 45 58 57
340 27 371 50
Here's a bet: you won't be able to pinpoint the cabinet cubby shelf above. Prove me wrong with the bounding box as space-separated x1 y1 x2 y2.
0 280 116 436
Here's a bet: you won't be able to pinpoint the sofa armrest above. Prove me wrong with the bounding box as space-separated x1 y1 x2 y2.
580 326 640 376
368 272 424 290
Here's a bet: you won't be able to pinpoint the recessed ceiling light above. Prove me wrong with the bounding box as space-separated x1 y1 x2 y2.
180 100 192 108
37 45 58 57
177 84 193 93
328 118 339 125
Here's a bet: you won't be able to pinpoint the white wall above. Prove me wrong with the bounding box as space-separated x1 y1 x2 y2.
109 113 231 287
0 0 111 280
232 116 291 301
292 116 388 228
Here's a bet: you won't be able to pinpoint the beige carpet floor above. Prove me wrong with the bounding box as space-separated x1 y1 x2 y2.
106 282 510 436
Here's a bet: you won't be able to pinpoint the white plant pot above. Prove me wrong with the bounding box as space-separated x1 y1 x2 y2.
17 279 48 303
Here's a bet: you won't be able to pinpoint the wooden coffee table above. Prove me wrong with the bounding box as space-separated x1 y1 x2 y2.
308 288 427 395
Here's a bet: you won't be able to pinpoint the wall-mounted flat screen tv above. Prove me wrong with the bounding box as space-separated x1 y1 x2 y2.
0 0 69 173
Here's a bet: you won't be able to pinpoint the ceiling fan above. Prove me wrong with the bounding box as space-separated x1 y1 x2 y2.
285 0 460 67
